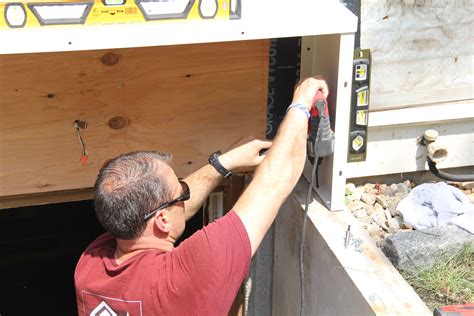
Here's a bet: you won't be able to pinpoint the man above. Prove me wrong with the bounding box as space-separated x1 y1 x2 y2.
75 76 329 315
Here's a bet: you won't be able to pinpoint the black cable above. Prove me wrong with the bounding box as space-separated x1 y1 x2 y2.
299 131 322 316
427 158 474 182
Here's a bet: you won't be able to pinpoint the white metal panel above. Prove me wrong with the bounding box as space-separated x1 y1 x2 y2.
0 0 357 54
301 33 355 211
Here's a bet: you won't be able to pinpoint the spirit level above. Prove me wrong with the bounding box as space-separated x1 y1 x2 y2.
0 0 240 28
348 49 371 162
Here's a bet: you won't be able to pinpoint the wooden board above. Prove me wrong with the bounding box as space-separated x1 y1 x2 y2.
0 40 269 200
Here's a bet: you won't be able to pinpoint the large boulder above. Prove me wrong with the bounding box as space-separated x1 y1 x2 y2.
382 225 474 271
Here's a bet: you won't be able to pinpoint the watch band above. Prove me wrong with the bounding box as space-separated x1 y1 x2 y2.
208 151 232 178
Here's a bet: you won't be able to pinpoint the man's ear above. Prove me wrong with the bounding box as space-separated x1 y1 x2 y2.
153 210 170 233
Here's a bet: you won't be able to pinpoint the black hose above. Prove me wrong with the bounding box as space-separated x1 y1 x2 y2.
427 158 474 182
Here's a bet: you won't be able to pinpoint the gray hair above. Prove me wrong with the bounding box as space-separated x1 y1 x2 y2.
93 151 174 239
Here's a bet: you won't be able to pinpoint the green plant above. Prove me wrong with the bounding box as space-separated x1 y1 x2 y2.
402 242 474 311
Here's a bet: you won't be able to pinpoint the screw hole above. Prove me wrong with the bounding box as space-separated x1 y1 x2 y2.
344 82 348 87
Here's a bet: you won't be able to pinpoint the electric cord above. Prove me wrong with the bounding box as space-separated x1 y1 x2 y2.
299 128 322 316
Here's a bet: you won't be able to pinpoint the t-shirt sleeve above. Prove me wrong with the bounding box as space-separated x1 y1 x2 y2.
160 210 251 315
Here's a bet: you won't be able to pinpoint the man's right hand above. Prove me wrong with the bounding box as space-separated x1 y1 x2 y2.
291 76 329 110
233 76 328 256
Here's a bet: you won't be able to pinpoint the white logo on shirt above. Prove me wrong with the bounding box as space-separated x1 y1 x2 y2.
90 301 117 316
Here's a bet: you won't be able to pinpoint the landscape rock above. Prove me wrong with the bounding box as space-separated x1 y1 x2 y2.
363 183 376 194
397 183 409 195
371 212 388 231
375 195 390 209
363 203 375 216
345 182 356 192
347 200 366 212
358 215 373 225
353 208 368 219
387 218 400 233
382 225 474 271
366 223 382 234
388 193 406 217
361 193 376 206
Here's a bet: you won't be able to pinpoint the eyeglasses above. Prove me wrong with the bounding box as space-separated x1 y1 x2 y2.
144 180 190 221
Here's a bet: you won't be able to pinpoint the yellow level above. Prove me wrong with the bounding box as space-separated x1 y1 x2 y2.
0 0 240 29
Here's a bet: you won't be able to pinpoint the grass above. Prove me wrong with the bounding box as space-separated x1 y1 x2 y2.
401 242 474 311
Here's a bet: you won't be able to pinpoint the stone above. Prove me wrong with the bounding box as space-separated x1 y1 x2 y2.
382 225 474 271
366 223 382 234
461 181 474 190
388 193 406 217
397 183 409 195
350 190 362 202
402 222 413 230
369 230 385 239
353 208 368 219
403 179 413 189
376 195 390 209
394 215 404 226
371 212 388 231
374 183 386 195
363 183 376 194
374 202 385 214
387 218 401 234
347 200 366 212
361 193 376 206
363 203 375 216
358 215 373 225
384 208 392 221
345 182 356 192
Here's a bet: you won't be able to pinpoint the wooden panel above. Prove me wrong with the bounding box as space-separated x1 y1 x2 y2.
0 40 269 198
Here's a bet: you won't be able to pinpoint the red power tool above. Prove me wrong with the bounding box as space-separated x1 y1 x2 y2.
307 90 335 164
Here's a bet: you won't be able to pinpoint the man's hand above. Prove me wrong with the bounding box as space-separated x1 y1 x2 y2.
292 76 329 110
219 137 272 173
233 76 328 256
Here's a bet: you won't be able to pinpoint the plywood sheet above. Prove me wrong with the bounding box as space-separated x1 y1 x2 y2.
0 40 269 198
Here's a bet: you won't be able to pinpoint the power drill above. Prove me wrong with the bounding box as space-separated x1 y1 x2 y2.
300 90 335 316
307 90 335 165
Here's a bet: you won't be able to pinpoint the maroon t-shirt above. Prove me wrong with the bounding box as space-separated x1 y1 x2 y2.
75 210 251 316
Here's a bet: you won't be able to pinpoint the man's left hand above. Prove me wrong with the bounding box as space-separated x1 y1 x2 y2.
219 137 272 174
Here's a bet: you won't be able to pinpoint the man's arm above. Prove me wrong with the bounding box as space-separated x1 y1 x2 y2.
233 77 329 256
183 138 272 221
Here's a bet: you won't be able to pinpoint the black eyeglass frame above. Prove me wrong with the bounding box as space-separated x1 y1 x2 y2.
144 180 190 221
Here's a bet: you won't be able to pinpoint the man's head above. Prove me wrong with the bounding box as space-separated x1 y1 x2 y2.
93 151 186 241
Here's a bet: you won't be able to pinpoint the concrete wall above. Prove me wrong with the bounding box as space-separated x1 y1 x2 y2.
272 178 430 315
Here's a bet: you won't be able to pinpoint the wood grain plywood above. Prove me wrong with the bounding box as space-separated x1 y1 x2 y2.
0 40 269 199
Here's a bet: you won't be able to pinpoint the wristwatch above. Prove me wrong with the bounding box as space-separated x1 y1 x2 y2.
208 151 232 178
